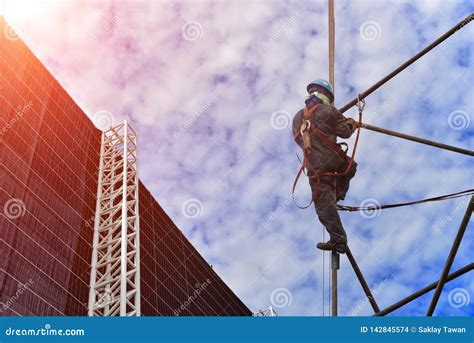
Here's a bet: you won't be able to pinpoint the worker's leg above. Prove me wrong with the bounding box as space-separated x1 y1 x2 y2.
336 161 357 201
313 177 347 244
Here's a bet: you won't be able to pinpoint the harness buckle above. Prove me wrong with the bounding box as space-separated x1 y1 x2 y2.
300 120 311 135
301 120 312 150
339 142 349 153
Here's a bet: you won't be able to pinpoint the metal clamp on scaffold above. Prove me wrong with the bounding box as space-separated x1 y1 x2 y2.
357 94 365 113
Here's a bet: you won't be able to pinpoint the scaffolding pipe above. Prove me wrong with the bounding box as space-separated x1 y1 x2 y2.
346 246 380 313
339 14 473 114
328 0 337 318
375 263 473 316
328 0 335 90
359 122 474 157
426 196 474 316
331 251 339 316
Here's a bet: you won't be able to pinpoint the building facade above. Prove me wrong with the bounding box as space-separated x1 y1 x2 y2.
0 17 250 316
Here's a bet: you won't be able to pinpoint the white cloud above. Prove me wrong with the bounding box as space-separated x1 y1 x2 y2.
9 0 473 316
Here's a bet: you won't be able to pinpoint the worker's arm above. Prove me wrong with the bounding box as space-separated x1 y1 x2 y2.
331 106 355 139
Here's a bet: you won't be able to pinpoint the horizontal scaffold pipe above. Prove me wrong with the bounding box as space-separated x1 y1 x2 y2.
358 122 474 157
339 14 473 114
374 263 473 316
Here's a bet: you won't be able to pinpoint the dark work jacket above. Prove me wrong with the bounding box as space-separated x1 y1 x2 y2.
292 104 354 173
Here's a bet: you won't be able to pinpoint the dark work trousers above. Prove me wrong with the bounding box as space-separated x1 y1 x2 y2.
309 162 357 244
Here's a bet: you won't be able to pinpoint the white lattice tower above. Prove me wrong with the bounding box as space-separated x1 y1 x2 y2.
88 121 141 316
253 307 278 317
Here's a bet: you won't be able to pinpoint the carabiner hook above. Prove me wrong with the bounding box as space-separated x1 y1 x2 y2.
357 94 366 112
300 119 311 136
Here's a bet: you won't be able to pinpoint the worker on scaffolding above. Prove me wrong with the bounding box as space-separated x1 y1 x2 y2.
292 79 357 254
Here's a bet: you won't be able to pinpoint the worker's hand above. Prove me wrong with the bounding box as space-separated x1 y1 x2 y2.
345 118 358 131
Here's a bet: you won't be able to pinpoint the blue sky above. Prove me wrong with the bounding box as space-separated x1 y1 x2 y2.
3 0 473 316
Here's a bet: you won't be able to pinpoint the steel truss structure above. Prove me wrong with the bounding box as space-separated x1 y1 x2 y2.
88 121 141 316
253 307 278 317
324 12 473 317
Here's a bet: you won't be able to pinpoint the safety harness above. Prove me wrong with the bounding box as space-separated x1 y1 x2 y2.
292 97 365 209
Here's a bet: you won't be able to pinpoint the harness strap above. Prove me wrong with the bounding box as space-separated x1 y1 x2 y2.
309 126 347 159
293 106 348 159
292 100 363 209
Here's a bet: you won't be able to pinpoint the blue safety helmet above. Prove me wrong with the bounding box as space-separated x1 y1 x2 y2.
306 79 334 103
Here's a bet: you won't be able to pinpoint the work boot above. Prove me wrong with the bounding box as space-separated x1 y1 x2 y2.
317 241 347 254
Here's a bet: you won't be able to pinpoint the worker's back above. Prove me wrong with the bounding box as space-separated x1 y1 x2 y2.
292 104 352 173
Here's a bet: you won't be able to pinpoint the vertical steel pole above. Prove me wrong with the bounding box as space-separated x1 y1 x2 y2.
328 0 337 317
426 196 473 316
134 128 141 316
331 251 339 316
328 0 335 93
120 121 129 316
104 139 118 316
